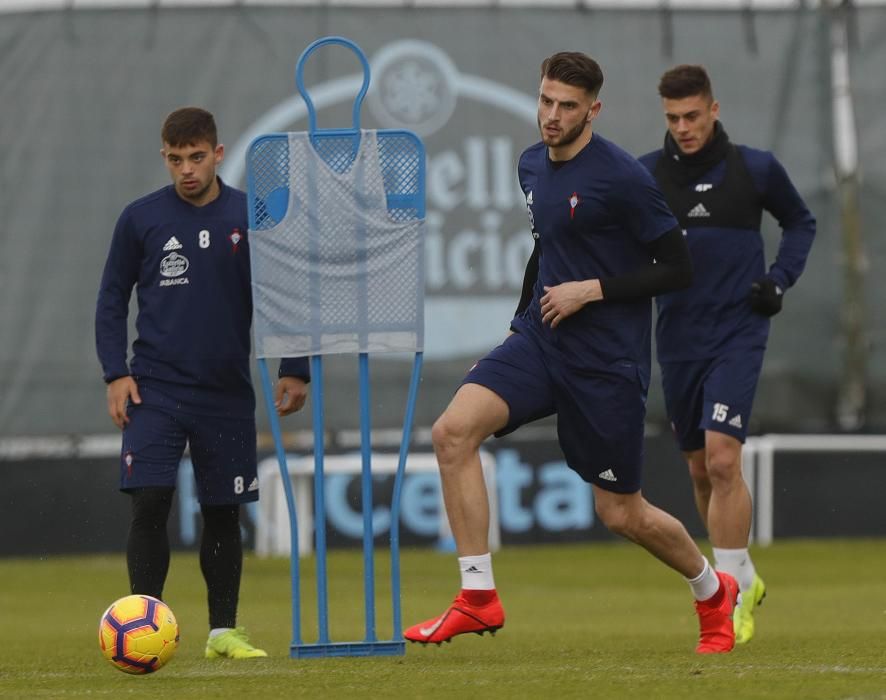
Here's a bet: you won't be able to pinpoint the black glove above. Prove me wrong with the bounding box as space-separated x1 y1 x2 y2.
749 277 783 317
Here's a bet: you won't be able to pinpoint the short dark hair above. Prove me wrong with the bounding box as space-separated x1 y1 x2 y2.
658 65 714 100
540 52 604 98
161 107 218 148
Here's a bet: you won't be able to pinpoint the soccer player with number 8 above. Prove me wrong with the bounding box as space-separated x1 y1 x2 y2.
95 107 310 659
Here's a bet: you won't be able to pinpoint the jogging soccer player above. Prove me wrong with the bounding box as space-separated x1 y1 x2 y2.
639 65 816 643
95 107 310 659
405 52 739 654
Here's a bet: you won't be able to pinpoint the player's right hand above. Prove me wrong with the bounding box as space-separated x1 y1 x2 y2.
107 376 141 429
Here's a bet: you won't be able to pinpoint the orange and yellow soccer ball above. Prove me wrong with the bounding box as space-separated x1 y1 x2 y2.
98 595 179 674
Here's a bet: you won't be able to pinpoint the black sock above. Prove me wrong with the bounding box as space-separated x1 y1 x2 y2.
127 488 174 599
200 504 242 630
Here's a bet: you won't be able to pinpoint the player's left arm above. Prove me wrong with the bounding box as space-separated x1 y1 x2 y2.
599 226 692 300
600 163 694 300
540 228 691 327
540 166 693 327
750 154 817 316
275 358 310 416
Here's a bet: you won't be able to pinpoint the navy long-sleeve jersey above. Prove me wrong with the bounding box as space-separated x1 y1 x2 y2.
95 180 308 416
638 145 816 362
511 135 679 377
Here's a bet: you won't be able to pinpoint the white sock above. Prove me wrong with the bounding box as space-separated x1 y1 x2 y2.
458 553 495 590
713 547 756 592
686 556 721 601
208 628 232 639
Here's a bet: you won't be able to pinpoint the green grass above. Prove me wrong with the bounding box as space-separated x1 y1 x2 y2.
1 540 885 698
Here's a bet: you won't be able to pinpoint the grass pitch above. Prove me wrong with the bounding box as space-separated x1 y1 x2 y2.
1 539 884 699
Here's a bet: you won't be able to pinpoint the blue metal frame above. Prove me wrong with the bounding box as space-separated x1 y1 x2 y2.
248 35 425 660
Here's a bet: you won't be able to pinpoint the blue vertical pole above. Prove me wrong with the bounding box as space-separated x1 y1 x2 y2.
389 351 424 639
310 355 329 644
358 352 376 642
258 358 302 647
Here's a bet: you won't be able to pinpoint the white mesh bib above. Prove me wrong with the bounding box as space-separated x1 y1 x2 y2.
250 130 425 358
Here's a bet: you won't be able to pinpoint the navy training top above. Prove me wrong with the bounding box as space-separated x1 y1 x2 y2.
638 145 816 362
95 180 309 416
511 134 679 378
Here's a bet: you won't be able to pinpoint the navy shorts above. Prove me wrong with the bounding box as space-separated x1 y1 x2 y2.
464 332 647 493
660 347 765 452
120 384 258 505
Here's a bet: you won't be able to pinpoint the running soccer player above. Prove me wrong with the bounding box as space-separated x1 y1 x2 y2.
95 107 310 659
639 65 816 643
405 52 738 654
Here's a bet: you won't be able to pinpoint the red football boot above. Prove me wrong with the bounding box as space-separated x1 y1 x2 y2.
695 571 740 653
404 590 505 645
